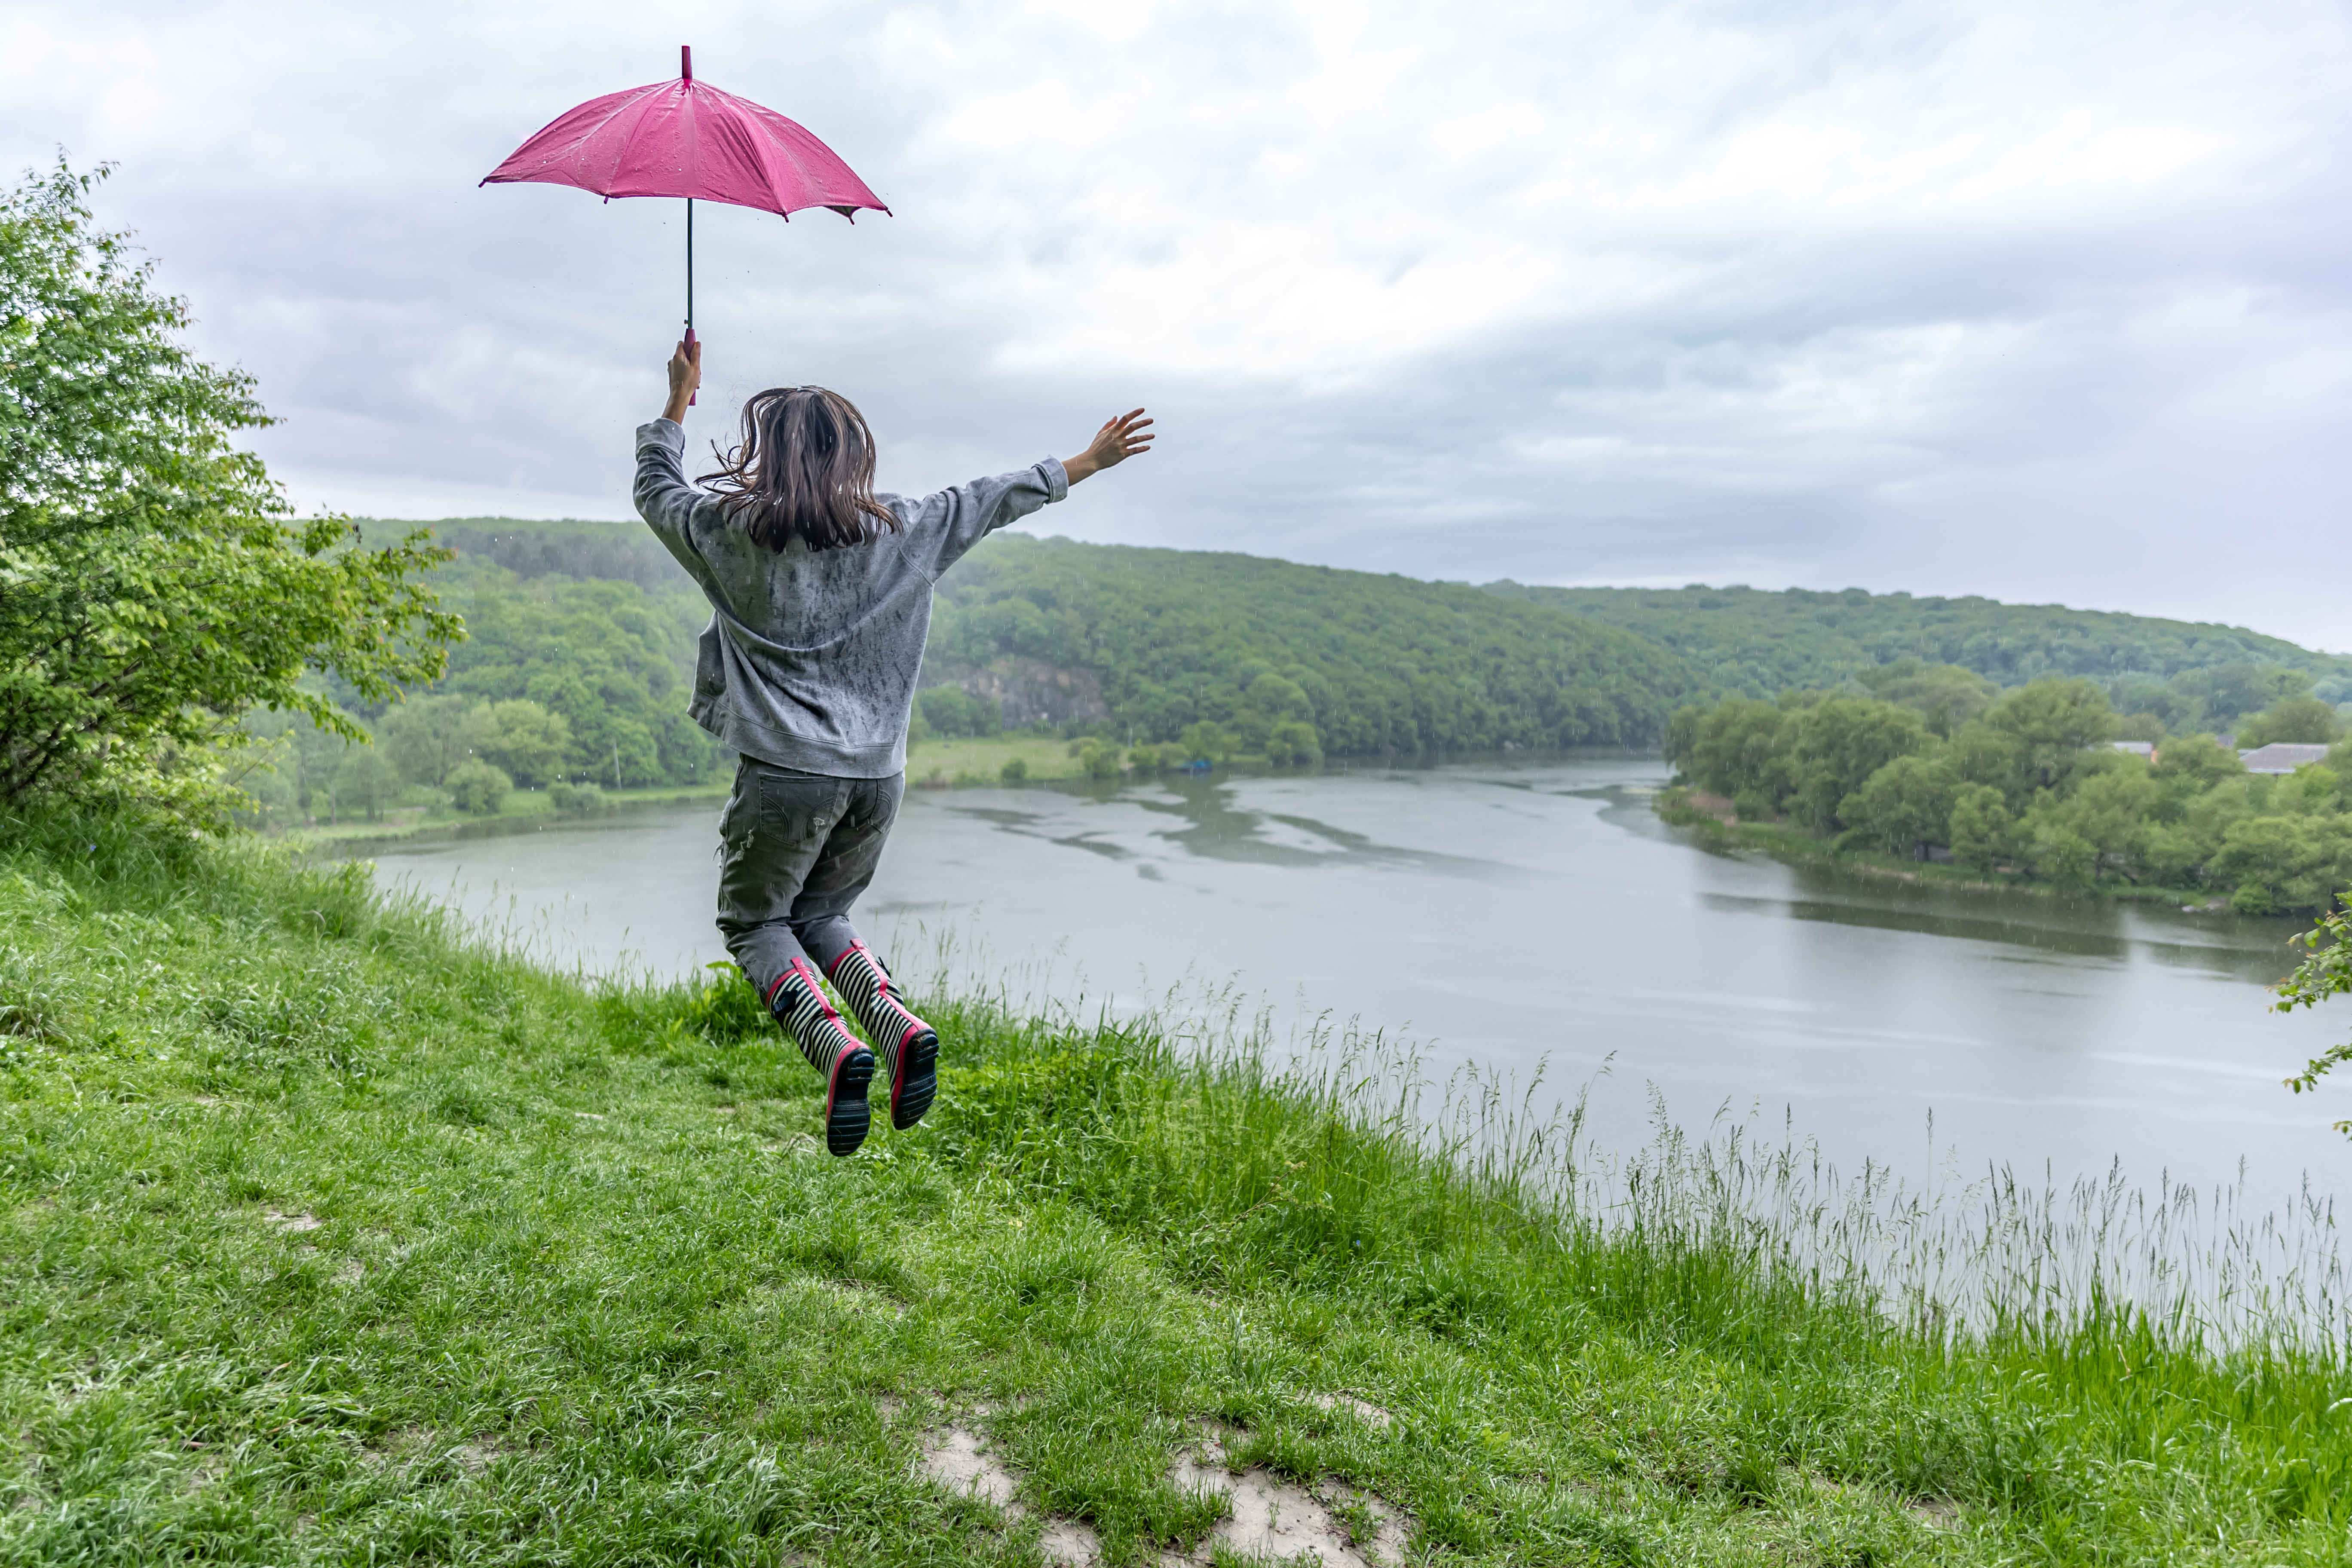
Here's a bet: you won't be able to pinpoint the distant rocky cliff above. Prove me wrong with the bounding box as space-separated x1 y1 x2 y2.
924 658 1111 728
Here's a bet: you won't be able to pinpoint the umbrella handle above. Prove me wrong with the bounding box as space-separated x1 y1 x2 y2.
683 325 697 407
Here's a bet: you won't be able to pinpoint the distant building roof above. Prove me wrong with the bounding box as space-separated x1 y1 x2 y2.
2110 741 2154 757
2239 742 2334 775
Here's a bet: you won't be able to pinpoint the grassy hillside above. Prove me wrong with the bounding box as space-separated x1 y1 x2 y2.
3 811 2347 1564
1487 581 2352 723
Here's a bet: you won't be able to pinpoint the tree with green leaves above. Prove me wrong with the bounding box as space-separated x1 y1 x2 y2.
333 747 401 824
460 699 569 788
1265 720 1323 766
1179 722 1234 763
2239 696 2343 748
2055 766 2158 880
916 684 998 740
446 759 512 816
1985 678 2117 790
0 161 456 821
2210 815 2352 916
378 694 472 787
1667 698 1789 806
2276 900 2352 1138
1839 753 1958 858
1948 784 2015 872
1781 697 1929 831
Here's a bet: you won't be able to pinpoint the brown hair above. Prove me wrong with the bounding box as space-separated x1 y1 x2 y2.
699 386 899 551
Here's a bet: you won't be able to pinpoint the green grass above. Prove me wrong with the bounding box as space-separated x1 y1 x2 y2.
907 730 1109 786
1 808 2348 1564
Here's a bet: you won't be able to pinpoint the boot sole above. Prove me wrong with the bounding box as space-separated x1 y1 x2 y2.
891 1026 939 1131
825 1048 875 1156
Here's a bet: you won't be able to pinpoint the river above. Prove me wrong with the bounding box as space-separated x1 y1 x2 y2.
358 753 2352 1204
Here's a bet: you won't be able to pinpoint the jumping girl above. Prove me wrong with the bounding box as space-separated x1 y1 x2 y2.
634 338 1152 1155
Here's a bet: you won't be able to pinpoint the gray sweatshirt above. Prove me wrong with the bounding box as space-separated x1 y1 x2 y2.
633 419 1067 778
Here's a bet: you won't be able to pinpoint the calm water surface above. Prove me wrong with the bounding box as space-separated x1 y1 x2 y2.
361 755 2352 1199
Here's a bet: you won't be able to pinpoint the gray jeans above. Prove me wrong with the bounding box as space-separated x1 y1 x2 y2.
715 756 904 1004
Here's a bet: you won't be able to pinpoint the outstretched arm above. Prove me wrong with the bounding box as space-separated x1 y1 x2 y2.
662 337 703 425
1062 409 1154 484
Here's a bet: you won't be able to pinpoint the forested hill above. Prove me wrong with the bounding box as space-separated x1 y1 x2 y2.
921 535 1690 752
1484 582 2352 719
354 518 2352 756
410 517 682 588
353 521 1693 756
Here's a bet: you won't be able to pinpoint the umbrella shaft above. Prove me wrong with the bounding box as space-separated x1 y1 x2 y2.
686 198 694 331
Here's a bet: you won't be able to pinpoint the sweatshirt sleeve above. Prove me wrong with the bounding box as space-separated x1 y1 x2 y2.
633 420 709 576
897 459 1069 581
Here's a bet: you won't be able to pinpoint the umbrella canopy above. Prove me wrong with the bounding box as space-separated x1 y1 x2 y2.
481 46 890 221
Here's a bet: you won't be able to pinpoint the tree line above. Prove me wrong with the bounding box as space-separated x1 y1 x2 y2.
1666 662 2352 913
371 525 2352 772
922 536 1692 757
236 555 727 827
1492 581 2352 726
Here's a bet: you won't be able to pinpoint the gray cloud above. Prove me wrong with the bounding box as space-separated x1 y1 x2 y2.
6 0 2349 646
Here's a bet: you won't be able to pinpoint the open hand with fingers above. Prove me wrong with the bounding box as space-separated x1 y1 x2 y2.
1063 408 1154 484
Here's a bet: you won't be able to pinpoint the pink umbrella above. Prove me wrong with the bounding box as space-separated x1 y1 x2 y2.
482 46 889 397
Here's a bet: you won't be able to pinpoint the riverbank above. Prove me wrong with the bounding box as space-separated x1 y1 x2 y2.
277 780 733 855
1 810 2344 1565
1653 785 2237 912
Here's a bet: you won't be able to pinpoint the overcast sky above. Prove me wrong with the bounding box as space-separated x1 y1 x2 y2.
7 0 2349 648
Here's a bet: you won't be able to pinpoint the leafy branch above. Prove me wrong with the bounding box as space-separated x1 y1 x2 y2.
2275 899 2352 1137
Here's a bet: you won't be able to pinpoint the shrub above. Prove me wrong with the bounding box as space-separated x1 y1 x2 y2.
1265 720 1323 766
917 684 999 738
548 781 603 813
1178 722 1234 764
1074 739 1121 779
447 760 512 816
461 698 570 787
998 756 1029 784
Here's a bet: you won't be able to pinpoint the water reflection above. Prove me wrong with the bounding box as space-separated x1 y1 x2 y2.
1701 892 2139 962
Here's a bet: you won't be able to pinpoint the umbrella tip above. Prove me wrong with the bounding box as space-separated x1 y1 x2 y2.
681 44 692 82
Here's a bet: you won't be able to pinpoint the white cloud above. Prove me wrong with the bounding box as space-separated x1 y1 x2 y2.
5 0 2349 646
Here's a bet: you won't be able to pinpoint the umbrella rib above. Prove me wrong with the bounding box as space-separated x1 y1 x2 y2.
600 85 682 194
729 86 881 216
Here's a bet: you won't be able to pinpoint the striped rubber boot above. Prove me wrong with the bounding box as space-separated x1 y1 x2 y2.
825 943 939 1131
767 958 874 1156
